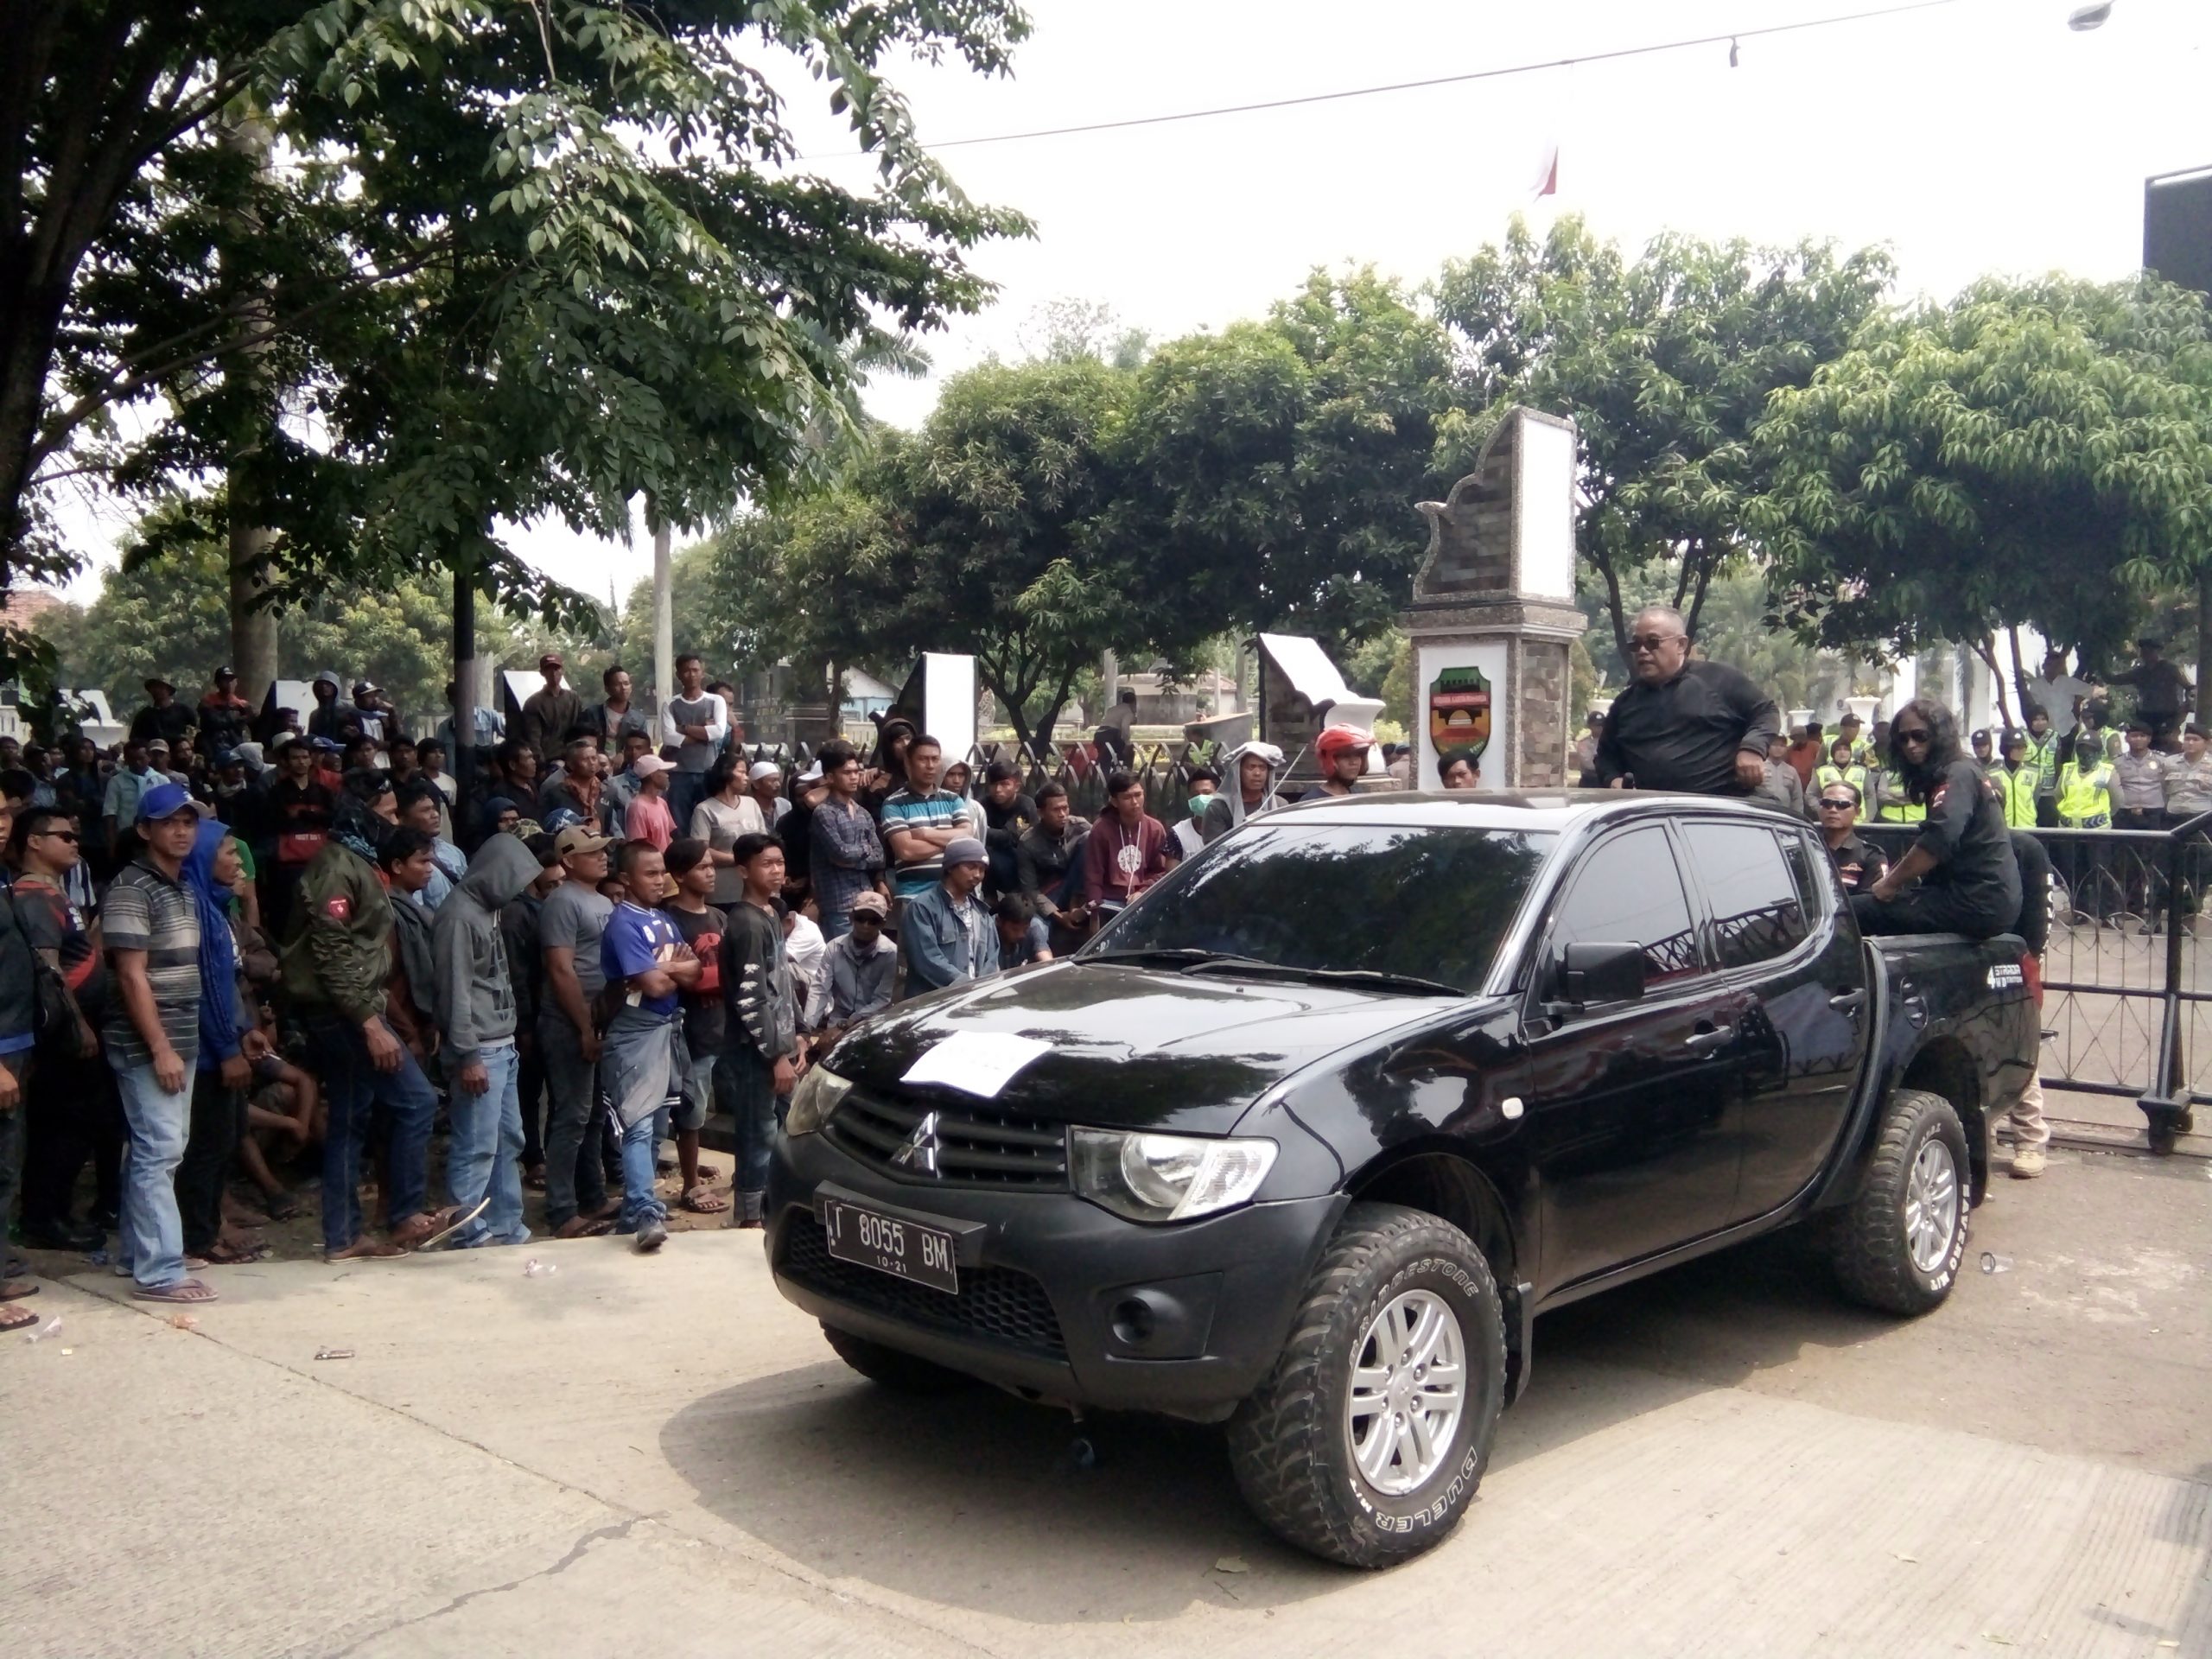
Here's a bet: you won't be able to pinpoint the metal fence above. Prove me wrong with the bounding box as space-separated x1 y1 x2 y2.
1864 817 2210 1152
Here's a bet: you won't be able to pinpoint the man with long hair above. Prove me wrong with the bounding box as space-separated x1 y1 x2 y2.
1854 700 2021 940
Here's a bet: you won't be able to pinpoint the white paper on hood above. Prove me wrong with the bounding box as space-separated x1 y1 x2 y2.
900 1031 1052 1099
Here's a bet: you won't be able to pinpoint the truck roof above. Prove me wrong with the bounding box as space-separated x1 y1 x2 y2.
1264 787 1793 835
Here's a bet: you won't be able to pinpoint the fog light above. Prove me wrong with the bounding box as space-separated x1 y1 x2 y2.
1111 1298 1155 1344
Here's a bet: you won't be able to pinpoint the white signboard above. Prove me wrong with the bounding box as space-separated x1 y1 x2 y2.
1514 414 1577 601
1416 640 1513 791
922 652 977 760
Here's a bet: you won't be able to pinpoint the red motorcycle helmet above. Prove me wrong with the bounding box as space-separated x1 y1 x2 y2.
1315 724 1373 764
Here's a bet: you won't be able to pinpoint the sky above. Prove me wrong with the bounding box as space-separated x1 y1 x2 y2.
45 0 2212 607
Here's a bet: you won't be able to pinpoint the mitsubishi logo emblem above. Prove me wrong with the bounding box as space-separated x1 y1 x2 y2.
890 1110 943 1176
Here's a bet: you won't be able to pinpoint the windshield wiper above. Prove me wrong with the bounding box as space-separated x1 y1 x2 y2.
1083 946 1231 965
1180 959 1465 997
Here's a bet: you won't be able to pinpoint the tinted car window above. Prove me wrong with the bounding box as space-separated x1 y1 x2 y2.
1780 830 1831 923
1092 823 1552 995
1549 826 1701 987
1685 821 1811 971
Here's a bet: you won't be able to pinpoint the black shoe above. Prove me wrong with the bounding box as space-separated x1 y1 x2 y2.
90 1206 120 1231
22 1221 105 1252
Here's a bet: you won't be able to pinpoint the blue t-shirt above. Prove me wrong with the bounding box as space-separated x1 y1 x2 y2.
600 901 683 1021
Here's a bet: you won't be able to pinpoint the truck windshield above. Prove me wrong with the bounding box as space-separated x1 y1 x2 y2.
1086 823 1553 996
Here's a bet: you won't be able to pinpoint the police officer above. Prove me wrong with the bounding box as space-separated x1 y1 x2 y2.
1994 730 2040 830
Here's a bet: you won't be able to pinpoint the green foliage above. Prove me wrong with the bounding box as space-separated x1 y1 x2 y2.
613 518 809 683
784 356 1155 751
44 535 585 724
1435 215 1893 656
10 0 1033 637
1751 274 2212 666
1107 269 1458 660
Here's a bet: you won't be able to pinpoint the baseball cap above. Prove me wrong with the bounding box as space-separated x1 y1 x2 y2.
555 823 614 858
747 760 782 782
538 652 563 671
143 676 175 694
796 760 823 783
353 680 379 698
848 890 890 919
213 665 236 681
213 747 240 769
944 835 987 869
146 738 169 754
136 782 198 823
632 754 672 779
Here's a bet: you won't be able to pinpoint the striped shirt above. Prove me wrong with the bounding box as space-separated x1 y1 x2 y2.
880 786 970 897
101 857 201 1069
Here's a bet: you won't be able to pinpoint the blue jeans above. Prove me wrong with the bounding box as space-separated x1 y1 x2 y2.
307 1014 437 1253
448 1041 526 1247
109 1055 193 1290
618 1109 666 1234
723 1045 784 1198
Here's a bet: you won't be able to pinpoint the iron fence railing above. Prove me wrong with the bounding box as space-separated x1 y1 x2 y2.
1862 816 2212 1153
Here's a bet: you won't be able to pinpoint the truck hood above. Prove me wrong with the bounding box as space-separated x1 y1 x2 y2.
825 959 1452 1135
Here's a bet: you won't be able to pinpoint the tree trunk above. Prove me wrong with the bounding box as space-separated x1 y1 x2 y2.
1592 546 1630 667
1976 633 2014 731
221 96 276 706
2196 568 2212 728
1683 554 1718 643
2005 624 2034 718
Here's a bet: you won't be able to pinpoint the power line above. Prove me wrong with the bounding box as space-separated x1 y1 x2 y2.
803 0 1962 159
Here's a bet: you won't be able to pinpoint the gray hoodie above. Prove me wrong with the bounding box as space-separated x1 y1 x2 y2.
431 833 543 1067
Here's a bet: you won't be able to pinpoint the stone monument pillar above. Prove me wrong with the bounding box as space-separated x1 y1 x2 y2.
1402 407 1585 791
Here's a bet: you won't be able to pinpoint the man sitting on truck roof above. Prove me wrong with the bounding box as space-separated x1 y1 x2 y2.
1852 699 2022 941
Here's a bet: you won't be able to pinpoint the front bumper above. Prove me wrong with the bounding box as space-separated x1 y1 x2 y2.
766 1127 1344 1421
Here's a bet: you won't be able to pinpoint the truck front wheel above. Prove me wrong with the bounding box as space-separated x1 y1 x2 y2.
1227 1202 1506 1568
1827 1088 1970 1315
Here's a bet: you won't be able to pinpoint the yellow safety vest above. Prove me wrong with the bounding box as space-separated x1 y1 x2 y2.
2057 760 2113 828
1815 763 1870 803
1995 764 2040 829
2024 732 2060 791
1874 769 1927 823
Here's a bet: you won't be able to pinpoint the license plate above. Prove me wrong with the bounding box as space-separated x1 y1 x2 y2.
821 1198 959 1294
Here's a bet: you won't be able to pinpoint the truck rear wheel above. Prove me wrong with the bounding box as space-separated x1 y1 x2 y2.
1827 1089 1970 1316
1226 1202 1506 1568
819 1323 970 1394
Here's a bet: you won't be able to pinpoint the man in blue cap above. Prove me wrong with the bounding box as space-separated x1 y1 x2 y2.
103 783 217 1303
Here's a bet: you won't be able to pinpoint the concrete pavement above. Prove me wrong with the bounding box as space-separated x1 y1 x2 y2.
4 1146 2209 1658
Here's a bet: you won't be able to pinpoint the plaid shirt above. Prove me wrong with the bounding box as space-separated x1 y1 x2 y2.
809 796 885 924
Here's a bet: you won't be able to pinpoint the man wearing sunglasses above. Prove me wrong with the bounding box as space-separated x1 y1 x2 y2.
1855 699 2021 940
1815 781 1888 896
1593 604 1780 797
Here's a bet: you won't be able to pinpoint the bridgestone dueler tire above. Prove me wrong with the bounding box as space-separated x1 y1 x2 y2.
819 1323 970 1394
1226 1202 1506 1568
1827 1089 1970 1316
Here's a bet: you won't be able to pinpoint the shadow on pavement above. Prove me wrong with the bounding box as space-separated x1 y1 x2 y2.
659 1230 1902 1622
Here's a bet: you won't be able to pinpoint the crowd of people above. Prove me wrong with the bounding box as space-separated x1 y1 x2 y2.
0 624 2190 1320
0 658 1320 1320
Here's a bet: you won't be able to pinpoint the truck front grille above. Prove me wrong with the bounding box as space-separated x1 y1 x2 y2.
822 1088 1069 1190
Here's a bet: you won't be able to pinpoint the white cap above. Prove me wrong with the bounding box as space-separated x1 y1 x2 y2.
748 760 782 782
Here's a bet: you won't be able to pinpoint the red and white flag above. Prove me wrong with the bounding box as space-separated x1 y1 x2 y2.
1531 143 1559 200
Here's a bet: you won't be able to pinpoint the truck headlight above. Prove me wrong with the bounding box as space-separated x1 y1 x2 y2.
785 1065 854 1136
1069 1129 1279 1224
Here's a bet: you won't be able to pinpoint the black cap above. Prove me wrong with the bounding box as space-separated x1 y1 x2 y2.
213 665 236 680
2138 635 2164 648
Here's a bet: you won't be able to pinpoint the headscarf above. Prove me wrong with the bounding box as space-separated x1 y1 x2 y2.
181 817 244 1066
331 780 387 863
1223 741 1286 830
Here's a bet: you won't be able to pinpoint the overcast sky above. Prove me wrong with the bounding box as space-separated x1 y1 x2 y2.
48 0 2212 606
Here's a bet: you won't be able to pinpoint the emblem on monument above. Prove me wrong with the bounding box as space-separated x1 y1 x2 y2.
1427 664 1492 762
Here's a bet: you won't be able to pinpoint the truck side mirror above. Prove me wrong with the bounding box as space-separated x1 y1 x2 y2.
1559 941 1646 1009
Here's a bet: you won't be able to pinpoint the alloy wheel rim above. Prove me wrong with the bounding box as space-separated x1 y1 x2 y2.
1904 1139 1960 1274
1345 1287 1466 1496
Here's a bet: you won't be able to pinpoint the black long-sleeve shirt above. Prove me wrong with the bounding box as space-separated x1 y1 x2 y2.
1911 759 2022 920
1594 660 1781 796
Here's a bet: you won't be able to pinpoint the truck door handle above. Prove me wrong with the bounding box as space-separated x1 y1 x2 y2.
1828 989 1867 1014
1681 1024 1735 1053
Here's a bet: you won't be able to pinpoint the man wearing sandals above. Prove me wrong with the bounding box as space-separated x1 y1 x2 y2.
99 785 216 1304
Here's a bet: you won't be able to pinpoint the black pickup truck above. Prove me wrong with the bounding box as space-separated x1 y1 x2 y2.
766 792 2038 1567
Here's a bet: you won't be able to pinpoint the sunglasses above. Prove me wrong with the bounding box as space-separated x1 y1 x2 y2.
1894 728 1932 744
1626 634 1682 653
1818 798 1856 810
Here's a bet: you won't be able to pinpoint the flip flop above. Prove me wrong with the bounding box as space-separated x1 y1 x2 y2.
0 1302 40 1332
133 1278 219 1305
327 1238 409 1261
0 1280 37 1302
555 1215 615 1239
679 1186 728 1214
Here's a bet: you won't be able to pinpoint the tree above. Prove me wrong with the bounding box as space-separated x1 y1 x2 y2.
41 532 586 727
1433 215 1893 658
10 1 1032 661
1107 268 1458 662
613 518 808 685
785 356 1163 754
1751 275 2212 677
